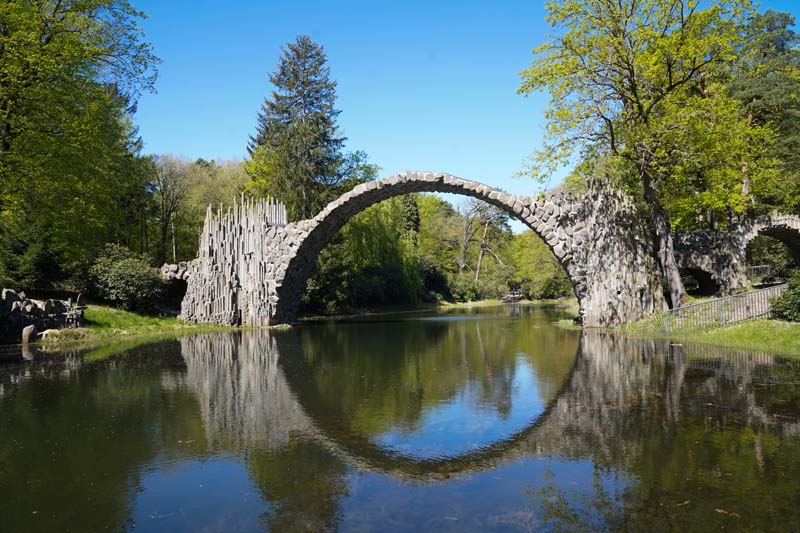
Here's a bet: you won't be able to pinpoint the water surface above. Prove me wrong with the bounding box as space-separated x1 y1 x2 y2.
1 305 800 531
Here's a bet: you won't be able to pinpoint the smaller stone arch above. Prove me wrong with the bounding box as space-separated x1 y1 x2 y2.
741 215 800 267
674 214 800 295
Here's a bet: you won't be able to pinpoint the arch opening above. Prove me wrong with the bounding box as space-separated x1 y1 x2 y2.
296 193 573 317
273 174 584 324
680 267 721 297
745 232 800 285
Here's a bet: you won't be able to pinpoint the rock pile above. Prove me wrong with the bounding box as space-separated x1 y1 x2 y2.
0 289 85 344
160 262 192 281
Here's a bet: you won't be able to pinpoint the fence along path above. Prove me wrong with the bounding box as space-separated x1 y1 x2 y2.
652 284 788 333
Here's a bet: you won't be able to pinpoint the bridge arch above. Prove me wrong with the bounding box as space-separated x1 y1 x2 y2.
742 215 800 267
271 172 585 324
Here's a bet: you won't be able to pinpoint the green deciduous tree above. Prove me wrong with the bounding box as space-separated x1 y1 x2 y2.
0 0 158 288
506 230 573 299
519 0 763 307
728 10 800 214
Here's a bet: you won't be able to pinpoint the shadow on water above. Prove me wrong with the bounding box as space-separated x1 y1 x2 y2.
1 305 800 531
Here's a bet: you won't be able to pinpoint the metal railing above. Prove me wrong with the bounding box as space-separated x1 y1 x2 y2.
746 264 773 280
660 283 788 333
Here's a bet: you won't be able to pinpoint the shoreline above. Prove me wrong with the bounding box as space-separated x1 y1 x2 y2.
622 319 800 358
6 298 799 360
297 297 579 322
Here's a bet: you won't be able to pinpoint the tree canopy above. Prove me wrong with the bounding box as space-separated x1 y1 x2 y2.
518 0 786 306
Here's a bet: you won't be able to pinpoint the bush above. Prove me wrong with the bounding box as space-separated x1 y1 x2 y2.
772 269 800 322
449 276 480 302
90 244 161 312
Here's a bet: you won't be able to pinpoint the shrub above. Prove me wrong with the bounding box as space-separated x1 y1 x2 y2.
772 269 800 322
90 244 161 312
449 276 480 302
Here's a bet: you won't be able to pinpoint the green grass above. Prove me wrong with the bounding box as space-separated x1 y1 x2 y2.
624 316 800 357
679 319 800 356
39 305 234 352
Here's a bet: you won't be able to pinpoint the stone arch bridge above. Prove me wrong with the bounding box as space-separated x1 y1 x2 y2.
178 171 799 327
675 214 800 295
180 171 666 327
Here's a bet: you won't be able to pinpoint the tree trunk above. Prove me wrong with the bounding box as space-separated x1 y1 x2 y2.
160 215 169 264
171 218 177 262
458 220 472 276
474 220 490 282
642 172 686 308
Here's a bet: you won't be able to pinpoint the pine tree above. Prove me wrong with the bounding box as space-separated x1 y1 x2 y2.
247 35 347 220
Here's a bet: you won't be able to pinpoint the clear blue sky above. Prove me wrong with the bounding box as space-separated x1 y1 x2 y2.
134 0 800 201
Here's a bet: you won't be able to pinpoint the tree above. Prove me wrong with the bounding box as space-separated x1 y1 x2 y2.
247 35 348 220
519 0 759 307
506 230 573 299
0 0 158 287
151 155 190 264
728 10 800 214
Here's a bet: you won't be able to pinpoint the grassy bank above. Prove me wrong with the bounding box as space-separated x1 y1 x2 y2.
674 319 800 357
625 317 800 358
39 305 233 351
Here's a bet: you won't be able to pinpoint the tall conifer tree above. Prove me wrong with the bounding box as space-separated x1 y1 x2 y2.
247 35 347 220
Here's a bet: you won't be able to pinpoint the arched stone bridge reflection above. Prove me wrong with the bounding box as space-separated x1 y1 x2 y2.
177 330 800 481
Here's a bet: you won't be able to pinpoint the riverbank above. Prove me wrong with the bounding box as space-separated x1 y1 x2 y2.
35 305 233 351
298 297 580 322
626 318 800 358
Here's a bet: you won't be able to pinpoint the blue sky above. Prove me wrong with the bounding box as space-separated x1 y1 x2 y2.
134 0 800 201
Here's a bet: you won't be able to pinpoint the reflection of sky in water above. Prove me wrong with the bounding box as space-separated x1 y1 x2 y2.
374 356 545 458
130 456 268 532
339 459 632 532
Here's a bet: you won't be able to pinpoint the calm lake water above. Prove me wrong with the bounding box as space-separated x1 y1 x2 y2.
2 305 800 532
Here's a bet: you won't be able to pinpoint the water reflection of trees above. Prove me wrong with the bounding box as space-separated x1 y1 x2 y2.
530 331 800 532
0 341 202 532
2 321 800 531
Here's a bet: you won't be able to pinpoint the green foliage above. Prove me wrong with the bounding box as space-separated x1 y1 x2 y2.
748 236 795 274
728 10 800 214
506 230 573 299
772 270 800 322
302 197 423 313
518 0 771 307
0 0 158 288
90 244 161 312
0 221 65 289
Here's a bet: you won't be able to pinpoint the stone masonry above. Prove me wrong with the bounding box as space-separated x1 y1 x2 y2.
180 172 667 327
675 214 800 295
